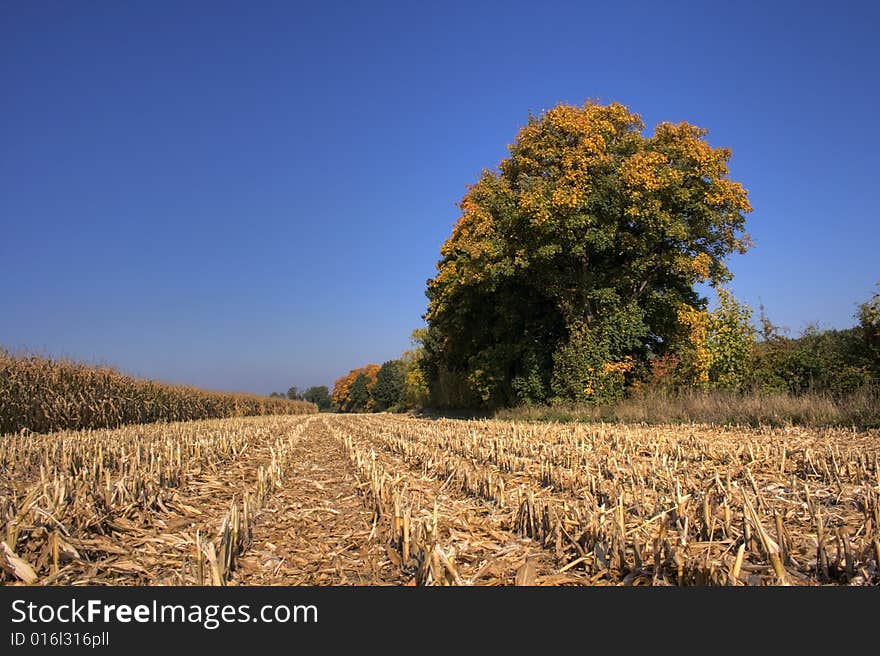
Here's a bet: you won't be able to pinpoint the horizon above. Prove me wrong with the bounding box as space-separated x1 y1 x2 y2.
3 1 878 394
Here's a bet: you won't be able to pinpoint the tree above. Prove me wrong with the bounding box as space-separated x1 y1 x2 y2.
332 365 380 412
302 385 333 411
269 391 285 398
678 287 755 391
331 371 357 410
347 373 372 412
286 386 301 401
857 283 880 373
424 101 752 407
372 359 407 411
403 329 430 409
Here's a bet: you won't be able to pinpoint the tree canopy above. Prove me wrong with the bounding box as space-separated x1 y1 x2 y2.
347 373 372 412
423 101 752 407
302 385 333 411
332 365 380 412
371 359 407 411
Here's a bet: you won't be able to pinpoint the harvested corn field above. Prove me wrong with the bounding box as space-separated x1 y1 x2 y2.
2 414 879 586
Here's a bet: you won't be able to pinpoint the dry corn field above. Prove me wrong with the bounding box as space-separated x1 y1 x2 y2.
0 351 317 435
2 414 879 586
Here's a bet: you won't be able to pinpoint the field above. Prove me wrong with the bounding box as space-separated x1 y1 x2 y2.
2 414 878 586
0 351 316 435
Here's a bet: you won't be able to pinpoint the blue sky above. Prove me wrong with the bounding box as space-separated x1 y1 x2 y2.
2 1 878 393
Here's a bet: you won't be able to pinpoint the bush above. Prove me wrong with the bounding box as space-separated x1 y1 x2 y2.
497 388 880 430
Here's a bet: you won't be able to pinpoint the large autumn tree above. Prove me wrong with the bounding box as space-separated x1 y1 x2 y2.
423 101 752 407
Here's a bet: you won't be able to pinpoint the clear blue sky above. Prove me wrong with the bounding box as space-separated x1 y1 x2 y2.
2 1 878 394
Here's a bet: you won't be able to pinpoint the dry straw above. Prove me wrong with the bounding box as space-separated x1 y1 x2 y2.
2 412 878 586
335 414 880 585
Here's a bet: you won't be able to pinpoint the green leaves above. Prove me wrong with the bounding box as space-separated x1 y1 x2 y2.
372 360 407 411
302 386 333 411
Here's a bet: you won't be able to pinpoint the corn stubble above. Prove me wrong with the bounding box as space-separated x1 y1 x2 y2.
2 413 878 586
1 416 315 585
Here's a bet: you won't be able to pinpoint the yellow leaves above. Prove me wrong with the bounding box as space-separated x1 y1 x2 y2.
433 260 457 282
512 102 640 175
678 290 755 389
403 366 429 407
692 252 712 282
704 189 725 205
619 150 688 226
730 181 752 212
581 358 633 398
678 305 709 334
601 359 633 376
550 186 584 210
704 179 752 215
520 187 547 212
650 124 745 207
542 101 643 142
583 366 596 397
678 305 711 385
653 121 709 147
436 175 511 291
620 151 669 191
561 150 589 171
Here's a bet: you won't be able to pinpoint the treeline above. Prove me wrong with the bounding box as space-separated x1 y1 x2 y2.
0 351 317 435
414 279 880 418
331 342 428 413
337 100 879 427
494 288 880 428
269 385 334 411
411 101 879 419
331 287 880 423
641 289 880 398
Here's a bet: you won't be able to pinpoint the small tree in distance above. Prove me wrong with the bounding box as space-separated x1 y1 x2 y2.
302 385 333 411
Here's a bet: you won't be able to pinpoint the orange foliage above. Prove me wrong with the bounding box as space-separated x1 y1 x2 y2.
331 364 380 411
